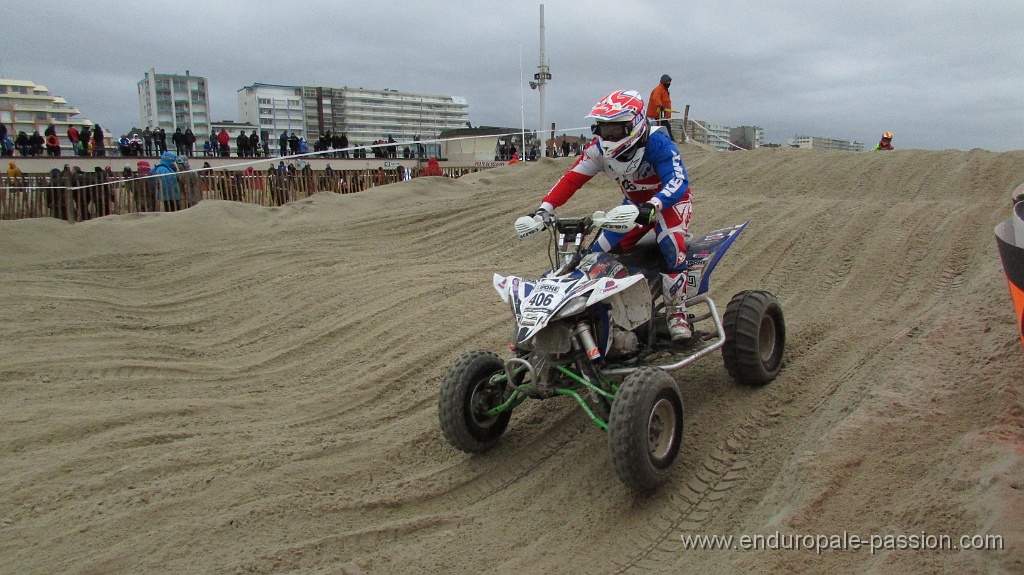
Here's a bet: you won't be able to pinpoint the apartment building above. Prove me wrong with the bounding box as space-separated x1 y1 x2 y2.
787 136 863 151
237 83 305 143
238 83 470 148
0 78 96 151
138 69 212 140
692 120 735 151
729 125 764 150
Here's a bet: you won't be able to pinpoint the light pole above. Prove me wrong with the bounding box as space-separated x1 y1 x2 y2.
531 4 552 158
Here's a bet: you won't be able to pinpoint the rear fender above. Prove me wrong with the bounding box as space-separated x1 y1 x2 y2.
685 222 748 296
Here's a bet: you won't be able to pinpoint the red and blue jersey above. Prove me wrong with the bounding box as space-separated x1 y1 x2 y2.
540 128 690 213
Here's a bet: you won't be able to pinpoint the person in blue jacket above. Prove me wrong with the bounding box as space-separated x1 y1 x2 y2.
150 151 181 212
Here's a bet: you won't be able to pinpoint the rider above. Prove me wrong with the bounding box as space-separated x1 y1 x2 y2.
528 89 694 341
873 131 894 150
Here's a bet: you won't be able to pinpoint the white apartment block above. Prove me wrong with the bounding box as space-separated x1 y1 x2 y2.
138 69 212 140
237 83 306 143
0 78 96 150
693 121 734 151
308 87 469 146
787 136 863 151
238 83 470 148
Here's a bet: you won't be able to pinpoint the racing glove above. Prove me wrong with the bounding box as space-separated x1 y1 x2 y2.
530 208 553 226
635 202 657 226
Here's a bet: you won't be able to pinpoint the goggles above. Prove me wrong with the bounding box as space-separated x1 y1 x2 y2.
591 121 630 141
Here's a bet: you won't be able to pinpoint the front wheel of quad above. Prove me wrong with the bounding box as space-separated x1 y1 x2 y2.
438 350 512 453
608 367 684 491
722 290 786 386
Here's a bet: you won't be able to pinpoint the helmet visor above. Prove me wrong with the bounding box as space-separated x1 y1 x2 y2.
592 121 630 141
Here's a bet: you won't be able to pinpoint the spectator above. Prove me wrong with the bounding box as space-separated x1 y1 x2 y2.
46 132 61 156
203 140 213 157
249 131 260 158
177 156 201 207
0 132 12 157
279 132 288 157
47 167 70 220
236 131 250 158
217 128 230 157
646 74 675 142
93 166 113 217
149 151 181 212
185 128 196 157
172 128 185 155
118 135 131 156
288 132 299 155
7 160 22 178
142 127 153 156
422 156 443 176
67 125 80 156
15 131 29 156
130 133 144 156
92 124 105 156
30 131 45 156
338 133 349 158
135 160 155 212
156 127 168 154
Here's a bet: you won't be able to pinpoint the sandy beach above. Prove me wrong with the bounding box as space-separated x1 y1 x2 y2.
2 145 1022 574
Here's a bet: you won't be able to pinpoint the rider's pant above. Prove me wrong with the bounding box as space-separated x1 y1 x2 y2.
592 197 692 273
592 198 693 312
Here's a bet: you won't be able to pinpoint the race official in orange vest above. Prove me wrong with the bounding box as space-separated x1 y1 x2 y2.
647 74 675 142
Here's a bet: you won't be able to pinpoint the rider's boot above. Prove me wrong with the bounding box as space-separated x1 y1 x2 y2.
662 272 692 341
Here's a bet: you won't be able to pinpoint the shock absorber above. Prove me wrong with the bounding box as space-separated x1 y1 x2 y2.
573 320 602 360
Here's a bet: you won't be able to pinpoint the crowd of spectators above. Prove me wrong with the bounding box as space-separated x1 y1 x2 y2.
1 121 455 163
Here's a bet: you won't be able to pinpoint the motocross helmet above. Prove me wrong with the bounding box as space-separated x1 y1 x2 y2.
587 89 649 175
882 131 893 141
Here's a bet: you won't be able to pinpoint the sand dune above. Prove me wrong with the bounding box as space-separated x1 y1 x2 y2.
2 146 1023 574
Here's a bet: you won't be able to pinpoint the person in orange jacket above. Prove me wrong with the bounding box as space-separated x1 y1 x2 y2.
647 74 675 142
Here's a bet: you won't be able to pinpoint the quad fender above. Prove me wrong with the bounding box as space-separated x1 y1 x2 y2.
585 274 651 330
685 222 748 296
494 271 652 344
493 273 516 303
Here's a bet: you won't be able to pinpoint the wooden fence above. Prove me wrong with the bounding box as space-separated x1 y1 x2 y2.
0 166 478 222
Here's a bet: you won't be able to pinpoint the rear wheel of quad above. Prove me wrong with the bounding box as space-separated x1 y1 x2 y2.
608 367 684 491
438 350 512 453
722 290 786 386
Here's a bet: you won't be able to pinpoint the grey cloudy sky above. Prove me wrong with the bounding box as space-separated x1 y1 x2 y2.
5 0 1022 150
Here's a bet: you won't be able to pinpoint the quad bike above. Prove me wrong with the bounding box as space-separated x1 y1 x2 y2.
438 205 786 491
